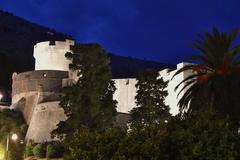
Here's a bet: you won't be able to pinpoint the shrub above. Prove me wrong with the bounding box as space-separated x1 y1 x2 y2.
24 143 35 157
32 143 46 158
46 142 64 158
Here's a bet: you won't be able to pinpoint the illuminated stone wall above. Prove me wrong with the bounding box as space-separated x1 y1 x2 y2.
25 101 67 142
33 39 74 71
113 62 193 115
113 78 137 113
159 62 193 115
11 74 68 141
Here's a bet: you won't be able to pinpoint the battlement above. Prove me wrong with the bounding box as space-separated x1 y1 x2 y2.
33 39 75 71
34 39 74 50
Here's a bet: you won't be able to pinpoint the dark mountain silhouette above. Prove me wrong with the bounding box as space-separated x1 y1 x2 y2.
110 54 174 78
0 10 174 101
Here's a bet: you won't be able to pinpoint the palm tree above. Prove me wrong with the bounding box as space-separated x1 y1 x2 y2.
174 28 240 123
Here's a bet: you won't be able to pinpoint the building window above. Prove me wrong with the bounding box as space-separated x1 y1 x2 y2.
49 41 55 45
126 80 129 85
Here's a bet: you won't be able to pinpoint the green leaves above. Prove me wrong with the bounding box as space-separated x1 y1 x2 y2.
130 69 170 127
174 28 240 122
52 43 117 141
64 127 125 160
0 109 26 140
164 110 238 160
0 109 27 160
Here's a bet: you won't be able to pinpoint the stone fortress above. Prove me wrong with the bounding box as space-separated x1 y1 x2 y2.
9 39 192 142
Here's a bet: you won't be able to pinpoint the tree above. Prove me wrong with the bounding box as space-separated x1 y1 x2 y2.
130 69 170 129
115 122 168 160
113 109 239 160
162 109 239 160
64 127 125 160
114 69 170 159
52 43 117 138
174 28 240 124
0 109 27 160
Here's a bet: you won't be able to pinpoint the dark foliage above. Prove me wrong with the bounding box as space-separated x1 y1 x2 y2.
130 69 170 128
32 143 47 158
64 127 125 160
46 141 64 158
24 143 34 157
52 43 117 139
0 109 27 160
161 109 238 160
173 28 240 124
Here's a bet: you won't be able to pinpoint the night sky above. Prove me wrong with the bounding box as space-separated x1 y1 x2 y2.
0 0 240 64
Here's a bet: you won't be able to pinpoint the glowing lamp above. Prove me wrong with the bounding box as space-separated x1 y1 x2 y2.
11 134 18 141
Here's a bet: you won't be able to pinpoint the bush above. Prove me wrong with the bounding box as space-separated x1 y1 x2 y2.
24 143 35 157
46 142 64 158
32 143 46 158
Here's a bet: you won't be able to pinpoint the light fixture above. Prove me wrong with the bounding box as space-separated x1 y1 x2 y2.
237 128 240 136
11 133 18 141
6 133 18 160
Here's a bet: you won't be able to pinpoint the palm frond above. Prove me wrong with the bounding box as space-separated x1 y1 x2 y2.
175 27 240 114
175 74 202 91
172 64 197 80
176 79 196 98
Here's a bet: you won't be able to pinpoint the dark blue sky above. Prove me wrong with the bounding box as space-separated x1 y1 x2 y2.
0 0 240 64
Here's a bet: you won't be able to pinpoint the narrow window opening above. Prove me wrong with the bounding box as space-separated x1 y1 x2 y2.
49 41 56 45
126 80 129 85
42 73 47 77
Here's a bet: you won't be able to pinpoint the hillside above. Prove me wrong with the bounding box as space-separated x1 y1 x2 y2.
0 10 174 101
110 54 174 78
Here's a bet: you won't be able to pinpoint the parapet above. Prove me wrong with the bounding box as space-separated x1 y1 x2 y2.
33 39 75 71
176 62 193 69
34 39 74 49
12 70 68 99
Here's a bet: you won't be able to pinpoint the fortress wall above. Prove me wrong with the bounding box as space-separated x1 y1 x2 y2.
34 39 74 71
12 70 68 104
159 62 193 115
114 62 194 115
11 70 68 126
113 79 137 113
26 101 67 142
23 94 39 124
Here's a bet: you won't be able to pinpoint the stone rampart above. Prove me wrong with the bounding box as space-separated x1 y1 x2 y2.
34 39 74 71
12 70 68 103
25 101 67 142
11 70 68 125
113 62 194 115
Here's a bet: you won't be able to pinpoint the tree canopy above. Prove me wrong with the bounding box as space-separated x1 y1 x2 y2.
0 109 27 160
130 69 170 130
52 43 117 137
173 28 240 124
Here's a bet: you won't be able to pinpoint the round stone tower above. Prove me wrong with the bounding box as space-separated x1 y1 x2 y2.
11 39 75 142
33 39 74 71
